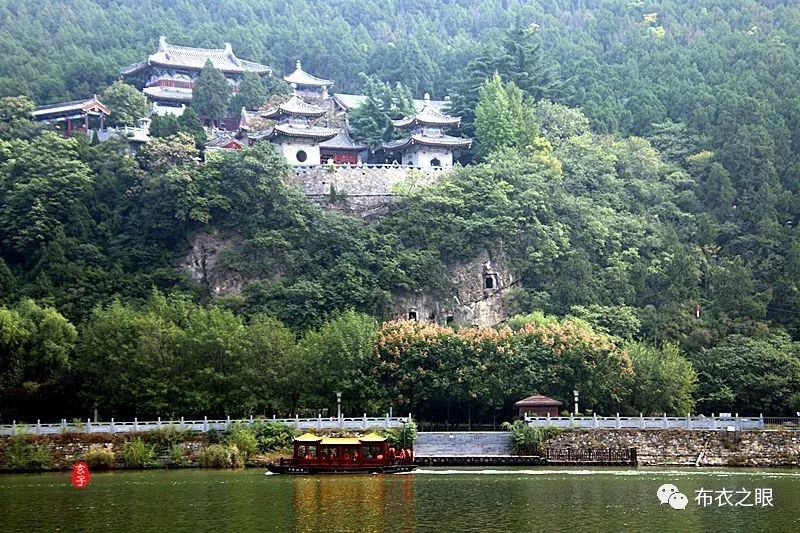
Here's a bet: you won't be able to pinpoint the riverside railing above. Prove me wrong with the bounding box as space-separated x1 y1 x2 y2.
525 414 781 431
0 414 413 437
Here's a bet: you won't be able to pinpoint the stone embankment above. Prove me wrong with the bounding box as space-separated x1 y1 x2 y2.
416 429 800 467
547 429 800 467
0 432 207 472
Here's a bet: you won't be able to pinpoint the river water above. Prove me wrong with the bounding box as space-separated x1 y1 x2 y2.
1 467 799 532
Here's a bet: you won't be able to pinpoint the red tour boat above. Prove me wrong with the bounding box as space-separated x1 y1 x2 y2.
267 432 415 474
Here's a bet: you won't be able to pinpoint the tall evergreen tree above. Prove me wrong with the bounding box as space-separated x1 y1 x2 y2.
229 72 269 113
349 75 415 150
474 74 540 158
191 59 230 126
177 107 207 148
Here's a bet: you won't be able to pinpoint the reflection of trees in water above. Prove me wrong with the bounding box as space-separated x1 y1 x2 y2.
292 475 414 532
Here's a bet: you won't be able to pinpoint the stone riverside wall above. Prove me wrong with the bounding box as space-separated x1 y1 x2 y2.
547 429 800 467
0 433 207 471
415 430 800 467
286 165 448 218
415 432 512 457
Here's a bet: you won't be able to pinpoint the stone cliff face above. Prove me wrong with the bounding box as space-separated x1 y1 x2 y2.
181 230 518 327
392 249 518 328
180 231 244 296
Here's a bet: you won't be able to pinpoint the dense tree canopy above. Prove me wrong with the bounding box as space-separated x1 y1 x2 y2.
100 81 147 127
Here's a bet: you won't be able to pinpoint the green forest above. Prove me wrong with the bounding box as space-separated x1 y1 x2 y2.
2 0 800 422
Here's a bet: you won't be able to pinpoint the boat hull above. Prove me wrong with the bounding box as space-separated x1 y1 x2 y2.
267 463 415 475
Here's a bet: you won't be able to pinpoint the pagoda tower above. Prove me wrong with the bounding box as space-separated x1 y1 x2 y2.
259 87 339 165
383 94 471 167
283 60 333 103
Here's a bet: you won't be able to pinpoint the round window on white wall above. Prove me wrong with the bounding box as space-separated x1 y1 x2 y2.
296 150 308 163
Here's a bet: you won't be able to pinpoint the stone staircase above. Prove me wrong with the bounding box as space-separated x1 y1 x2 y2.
415 432 511 457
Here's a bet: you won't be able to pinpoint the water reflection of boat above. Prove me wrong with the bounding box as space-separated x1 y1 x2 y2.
267 432 416 474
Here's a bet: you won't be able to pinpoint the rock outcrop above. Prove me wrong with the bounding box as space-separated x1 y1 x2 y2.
180 231 244 296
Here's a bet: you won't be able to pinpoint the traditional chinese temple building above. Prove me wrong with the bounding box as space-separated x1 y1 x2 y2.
320 126 368 164
207 132 247 152
383 93 471 167
31 95 111 137
283 60 333 102
257 90 339 165
121 36 271 109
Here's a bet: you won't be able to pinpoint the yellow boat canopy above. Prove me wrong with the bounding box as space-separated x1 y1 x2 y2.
359 432 387 442
295 433 323 442
320 437 361 446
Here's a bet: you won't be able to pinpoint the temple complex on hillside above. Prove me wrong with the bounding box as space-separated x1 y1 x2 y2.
47 38 472 168
383 94 471 167
31 95 111 137
283 60 333 102
121 36 271 110
255 89 339 165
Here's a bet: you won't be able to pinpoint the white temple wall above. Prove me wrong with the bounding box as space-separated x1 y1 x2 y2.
401 146 453 168
278 140 322 166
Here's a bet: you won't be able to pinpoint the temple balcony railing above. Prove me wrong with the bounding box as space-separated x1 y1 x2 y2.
291 163 453 175
96 126 150 143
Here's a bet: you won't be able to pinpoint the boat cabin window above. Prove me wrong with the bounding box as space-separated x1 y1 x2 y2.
296 445 317 459
342 446 359 462
363 445 383 460
321 447 339 460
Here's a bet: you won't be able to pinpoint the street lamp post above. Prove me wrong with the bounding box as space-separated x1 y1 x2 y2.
573 390 579 416
336 391 342 421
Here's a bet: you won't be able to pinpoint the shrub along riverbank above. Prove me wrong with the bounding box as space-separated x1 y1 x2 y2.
0 421 417 472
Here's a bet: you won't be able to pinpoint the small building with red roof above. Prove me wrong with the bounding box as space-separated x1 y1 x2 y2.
514 394 563 418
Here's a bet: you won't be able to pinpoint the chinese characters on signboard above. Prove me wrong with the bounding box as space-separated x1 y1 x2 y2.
71 461 91 488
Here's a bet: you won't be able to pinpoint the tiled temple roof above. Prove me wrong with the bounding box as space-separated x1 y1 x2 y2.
143 86 193 103
265 123 339 141
320 128 367 151
32 95 110 119
283 60 333 87
392 93 460 129
207 133 247 149
261 94 327 119
514 394 563 407
383 132 472 151
333 93 450 114
121 36 271 76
